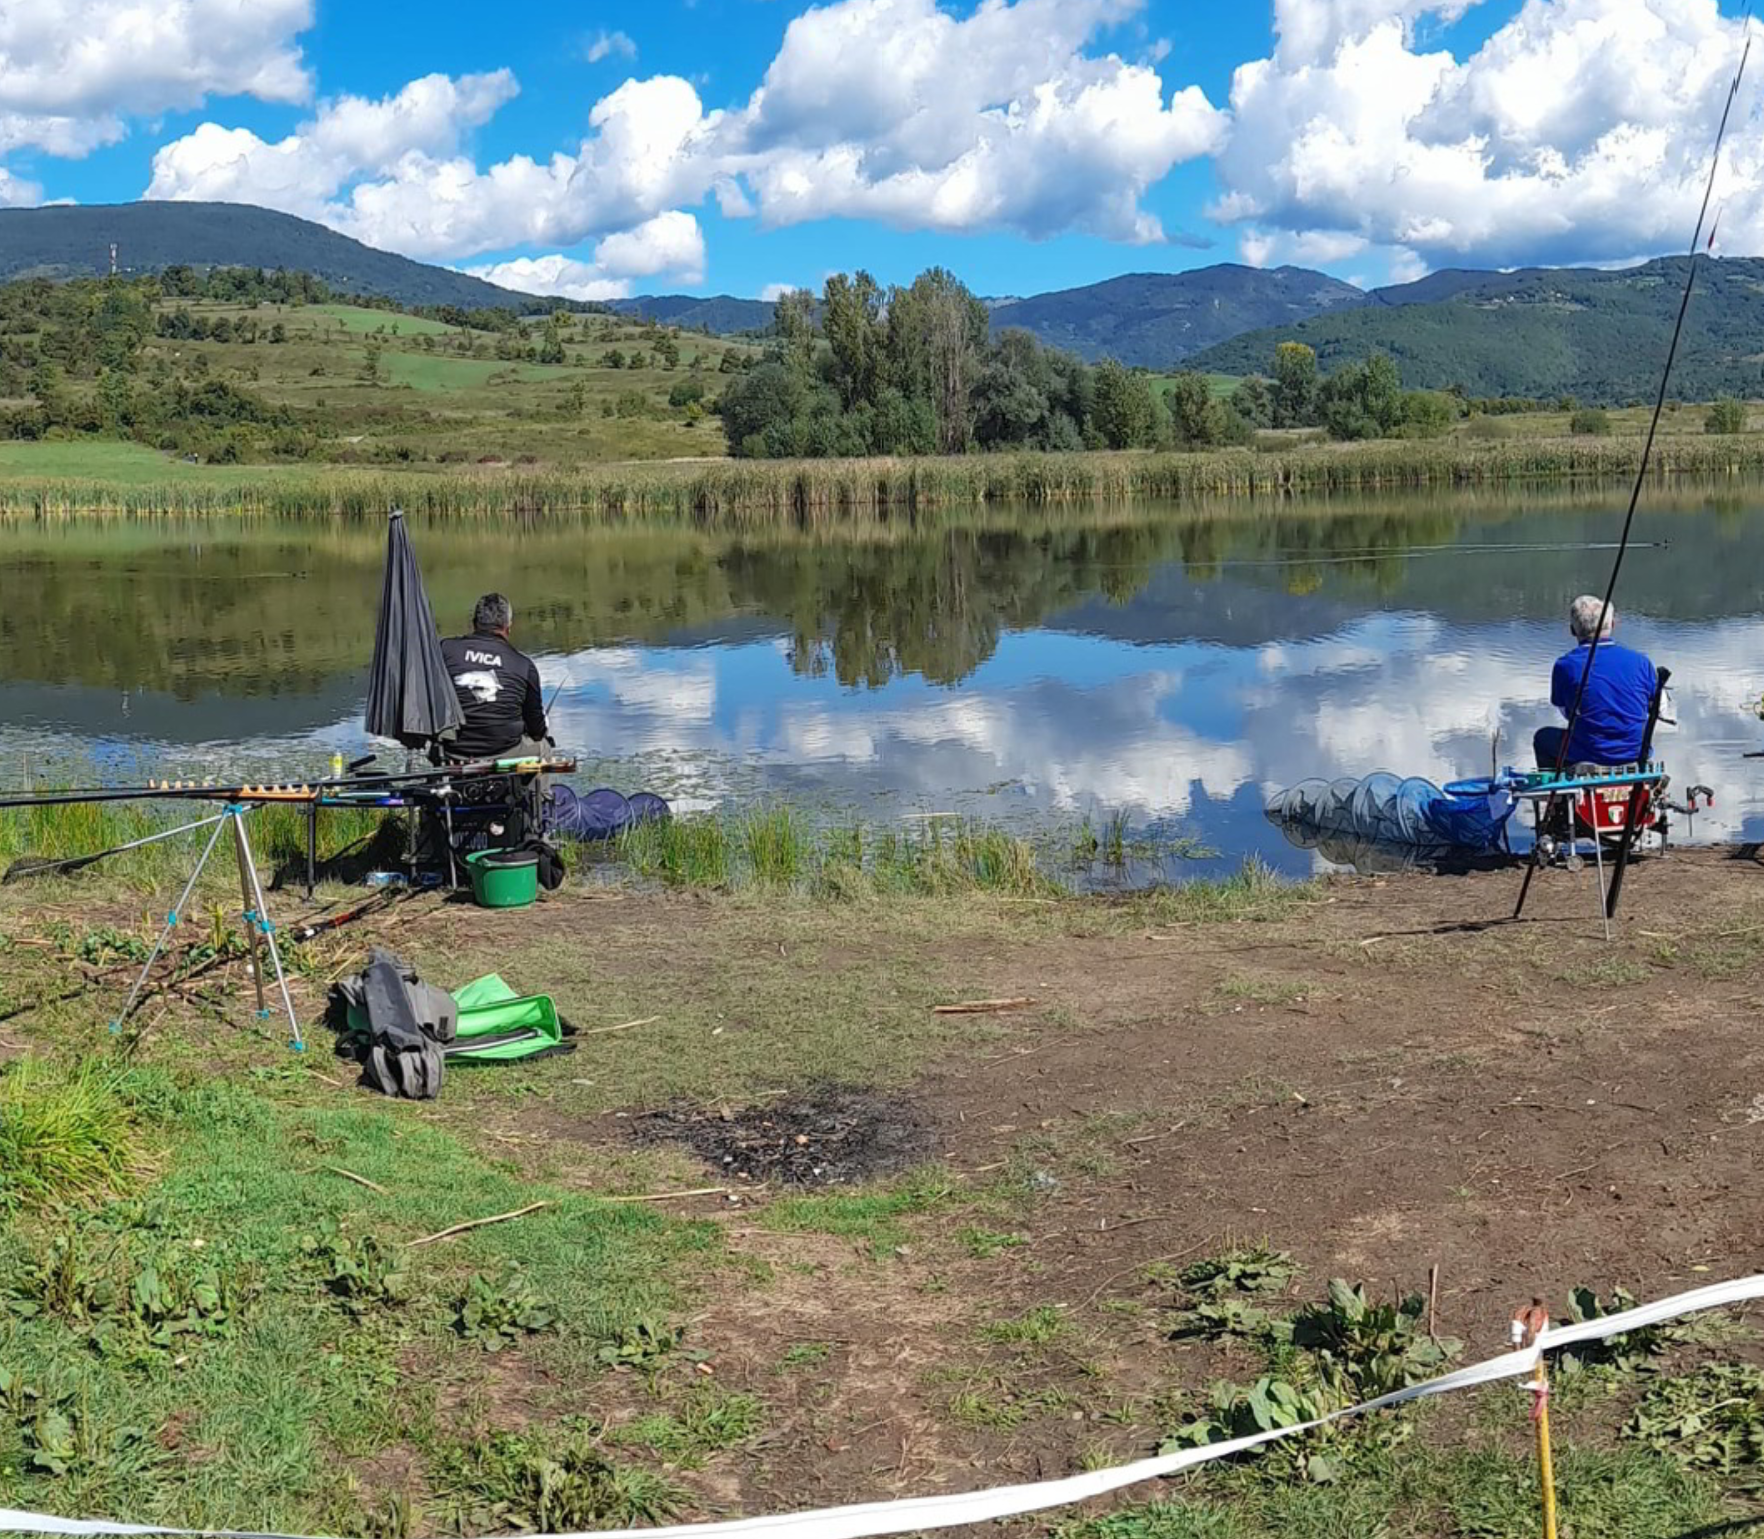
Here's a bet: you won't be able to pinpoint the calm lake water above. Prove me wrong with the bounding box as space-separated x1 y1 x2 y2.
4 487 1764 877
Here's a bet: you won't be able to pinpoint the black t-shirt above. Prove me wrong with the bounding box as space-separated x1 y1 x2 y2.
440 630 547 758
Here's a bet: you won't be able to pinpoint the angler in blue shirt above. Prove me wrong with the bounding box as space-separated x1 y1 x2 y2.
1534 595 1659 769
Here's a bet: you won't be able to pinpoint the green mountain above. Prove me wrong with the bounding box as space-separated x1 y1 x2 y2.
606 294 776 333
1191 257 1764 403
985 266 1367 366
0 201 541 309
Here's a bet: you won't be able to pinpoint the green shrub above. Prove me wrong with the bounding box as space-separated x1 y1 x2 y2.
1462 414 1516 441
1570 407 1613 436
1706 396 1746 434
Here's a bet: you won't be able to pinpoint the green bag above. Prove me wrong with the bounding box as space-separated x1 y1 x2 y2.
447 974 568 1062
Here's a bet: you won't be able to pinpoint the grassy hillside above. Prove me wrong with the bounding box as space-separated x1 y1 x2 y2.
1192 256 1764 402
988 266 1366 366
4 282 763 467
205 300 763 463
0 202 546 309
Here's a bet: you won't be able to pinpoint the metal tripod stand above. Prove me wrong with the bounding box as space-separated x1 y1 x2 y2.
112 803 303 1050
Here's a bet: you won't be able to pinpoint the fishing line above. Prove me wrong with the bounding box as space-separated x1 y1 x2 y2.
1514 16 1753 920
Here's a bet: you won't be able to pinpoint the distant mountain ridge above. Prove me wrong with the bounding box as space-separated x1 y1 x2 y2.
1190 256 1764 402
605 293 776 333
0 202 543 309
9 201 1764 402
985 266 1367 365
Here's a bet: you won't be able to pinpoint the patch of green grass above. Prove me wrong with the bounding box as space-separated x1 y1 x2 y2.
1145 858 1310 925
947 1381 1077 1430
1214 976 1313 1007
779 1340 832 1370
1448 1445 1725 1539
978 1304 1067 1346
764 1169 953 1256
1058 1439 1725 1539
618 815 732 889
1557 954 1653 988
427 1421 682 1533
0 1062 713 1532
958 1226 1028 1259
301 303 460 339
0 1057 141 1211
738 806 811 887
623 810 1061 898
609 1390 764 1466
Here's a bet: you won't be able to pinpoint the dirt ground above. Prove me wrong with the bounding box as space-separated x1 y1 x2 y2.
5 844 1763 1528
383 845 1764 1518
695 849 1764 1514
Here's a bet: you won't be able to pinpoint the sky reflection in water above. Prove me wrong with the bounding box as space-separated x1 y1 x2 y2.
2 495 1762 877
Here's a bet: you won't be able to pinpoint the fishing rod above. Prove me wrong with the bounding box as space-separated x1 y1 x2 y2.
1513 18 1752 922
0 754 578 812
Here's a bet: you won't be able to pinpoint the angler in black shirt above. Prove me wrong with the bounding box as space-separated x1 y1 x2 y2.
440 593 550 760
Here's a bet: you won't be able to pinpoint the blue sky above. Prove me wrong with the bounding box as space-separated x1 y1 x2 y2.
4 0 1760 300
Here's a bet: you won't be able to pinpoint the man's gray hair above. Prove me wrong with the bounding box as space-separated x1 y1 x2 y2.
473 593 513 633
1569 594 1613 642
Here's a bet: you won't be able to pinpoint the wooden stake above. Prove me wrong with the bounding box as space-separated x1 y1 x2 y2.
1515 1299 1558 1539
933 996 1035 1015
405 1201 550 1248
584 1015 659 1035
1537 1354 1560 1539
325 1165 389 1195
600 1186 729 1203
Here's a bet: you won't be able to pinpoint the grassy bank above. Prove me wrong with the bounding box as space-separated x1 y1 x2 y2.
0 797 1244 908
11 436 1764 522
4 855 1764 1535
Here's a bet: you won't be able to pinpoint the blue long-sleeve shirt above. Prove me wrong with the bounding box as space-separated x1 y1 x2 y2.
1551 640 1657 765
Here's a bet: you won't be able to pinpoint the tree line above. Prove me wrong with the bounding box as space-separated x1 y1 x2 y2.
714 271 1537 459
717 268 1266 459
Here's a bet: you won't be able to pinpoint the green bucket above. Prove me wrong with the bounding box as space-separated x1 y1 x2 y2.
464 848 539 909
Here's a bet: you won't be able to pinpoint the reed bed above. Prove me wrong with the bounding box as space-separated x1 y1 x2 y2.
616 807 1062 897
0 799 389 892
10 438 1764 524
610 805 1252 898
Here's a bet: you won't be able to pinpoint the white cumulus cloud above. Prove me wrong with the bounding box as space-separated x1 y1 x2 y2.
467 212 708 299
139 0 1226 264
0 0 312 160
727 0 1226 241
145 70 519 221
1213 0 1764 270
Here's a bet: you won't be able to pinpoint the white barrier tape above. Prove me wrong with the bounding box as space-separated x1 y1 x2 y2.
5 1271 1763 1539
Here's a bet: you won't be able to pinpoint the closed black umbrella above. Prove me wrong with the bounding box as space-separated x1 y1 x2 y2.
364 509 464 748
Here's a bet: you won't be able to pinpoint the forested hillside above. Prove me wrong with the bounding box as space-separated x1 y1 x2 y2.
1192 257 1764 402
0 203 542 310
987 266 1366 365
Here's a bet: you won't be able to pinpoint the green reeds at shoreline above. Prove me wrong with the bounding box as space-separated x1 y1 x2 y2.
11 438 1764 524
614 809 1058 898
0 799 387 892
611 806 1297 913
0 798 1298 916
